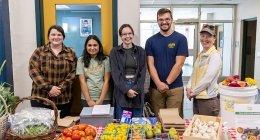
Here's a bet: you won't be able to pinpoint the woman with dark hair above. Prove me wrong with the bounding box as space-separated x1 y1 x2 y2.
29 25 77 118
76 35 111 107
110 24 146 119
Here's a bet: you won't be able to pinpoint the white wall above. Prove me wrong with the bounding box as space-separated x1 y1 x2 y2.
8 0 141 108
117 0 140 45
9 0 36 108
236 0 260 87
8 0 260 107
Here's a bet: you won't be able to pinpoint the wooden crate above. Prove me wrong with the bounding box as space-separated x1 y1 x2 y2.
183 115 223 140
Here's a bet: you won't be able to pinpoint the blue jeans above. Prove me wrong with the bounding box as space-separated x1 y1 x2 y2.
114 78 142 119
115 103 143 119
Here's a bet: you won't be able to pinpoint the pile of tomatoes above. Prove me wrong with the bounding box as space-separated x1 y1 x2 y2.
57 123 96 140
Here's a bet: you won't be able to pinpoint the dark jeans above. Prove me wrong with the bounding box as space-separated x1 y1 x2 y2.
114 78 143 119
31 100 71 118
115 103 143 119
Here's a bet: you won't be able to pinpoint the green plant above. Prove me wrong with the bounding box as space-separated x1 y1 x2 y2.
0 60 20 117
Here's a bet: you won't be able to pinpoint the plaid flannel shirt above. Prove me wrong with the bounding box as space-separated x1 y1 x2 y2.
29 44 77 105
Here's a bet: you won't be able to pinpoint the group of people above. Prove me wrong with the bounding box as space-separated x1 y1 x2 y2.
28 8 222 119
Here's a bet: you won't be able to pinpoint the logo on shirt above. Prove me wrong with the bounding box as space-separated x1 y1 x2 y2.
168 43 176 48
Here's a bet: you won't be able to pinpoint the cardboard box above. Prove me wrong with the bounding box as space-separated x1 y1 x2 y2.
158 108 185 133
183 115 223 140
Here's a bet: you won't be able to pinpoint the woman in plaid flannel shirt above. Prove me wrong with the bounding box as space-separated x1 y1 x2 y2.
29 25 77 118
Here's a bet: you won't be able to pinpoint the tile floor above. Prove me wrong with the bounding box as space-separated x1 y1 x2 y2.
183 91 193 119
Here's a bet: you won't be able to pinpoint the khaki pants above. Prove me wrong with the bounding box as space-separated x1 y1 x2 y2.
148 87 184 118
193 96 220 116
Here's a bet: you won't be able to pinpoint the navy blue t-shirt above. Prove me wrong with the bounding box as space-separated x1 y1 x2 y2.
145 31 189 89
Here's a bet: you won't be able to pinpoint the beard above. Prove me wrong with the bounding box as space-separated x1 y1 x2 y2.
159 23 171 32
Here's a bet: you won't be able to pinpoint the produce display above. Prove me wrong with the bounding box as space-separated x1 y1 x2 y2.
14 123 50 136
131 126 145 140
57 123 96 140
131 120 179 140
189 118 220 139
100 123 130 140
9 108 54 136
222 75 257 87
143 123 153 139
168 127 179 140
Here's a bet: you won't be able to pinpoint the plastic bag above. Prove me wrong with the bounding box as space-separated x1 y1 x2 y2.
8 107 54 135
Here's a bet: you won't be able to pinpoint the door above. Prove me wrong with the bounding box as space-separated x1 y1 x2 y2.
43 0 113 55
241 18 257 80
174 23 198 81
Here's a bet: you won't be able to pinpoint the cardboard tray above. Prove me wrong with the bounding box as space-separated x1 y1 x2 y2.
183 114 223 140
159 108 184 125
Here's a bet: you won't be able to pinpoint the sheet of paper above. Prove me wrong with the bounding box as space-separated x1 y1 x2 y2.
91 104 111 115
234 104 260 140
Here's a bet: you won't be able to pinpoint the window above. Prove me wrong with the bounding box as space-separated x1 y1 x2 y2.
172 8 198 20
201 7 233 20
140 5 235 79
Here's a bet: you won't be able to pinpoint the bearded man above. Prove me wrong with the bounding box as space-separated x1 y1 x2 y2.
145 8 189 118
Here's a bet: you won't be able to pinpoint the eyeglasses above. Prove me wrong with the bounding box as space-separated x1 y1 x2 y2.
203 24 215 30
158 18 172 23
121 33 133 36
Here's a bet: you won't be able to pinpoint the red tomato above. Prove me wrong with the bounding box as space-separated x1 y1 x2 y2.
71 134 81 140
72 125 79 131
58 137 65 140
80 137 87 140
78 130 86 137
65 137 72 140
72 130 80 135
63 128 73 137
85 136 94 140
78 124 88 131
84 127 96 137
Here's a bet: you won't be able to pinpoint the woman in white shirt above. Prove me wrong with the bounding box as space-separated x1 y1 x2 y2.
186 24 222 116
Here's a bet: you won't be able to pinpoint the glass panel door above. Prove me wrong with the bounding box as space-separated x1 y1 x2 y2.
174 24 198 81
43 0 113 55
56 4 101 57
